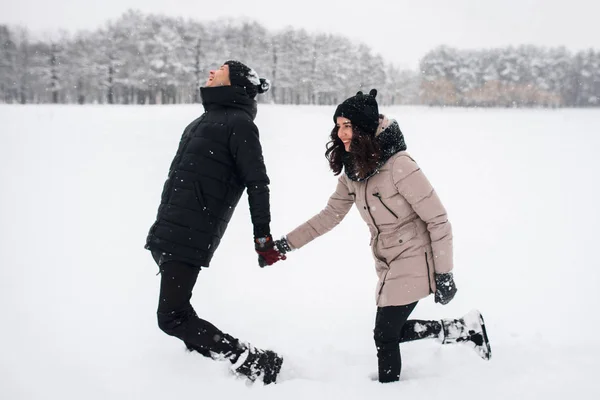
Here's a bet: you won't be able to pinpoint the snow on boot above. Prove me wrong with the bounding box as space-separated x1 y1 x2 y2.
184 341 213 358
441 310 492 360
230 345 283 385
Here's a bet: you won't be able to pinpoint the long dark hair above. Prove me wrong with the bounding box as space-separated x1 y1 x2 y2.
325 124 382 179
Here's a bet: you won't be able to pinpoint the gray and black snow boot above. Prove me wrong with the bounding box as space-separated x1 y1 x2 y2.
230 345 283 385
441 309 492 360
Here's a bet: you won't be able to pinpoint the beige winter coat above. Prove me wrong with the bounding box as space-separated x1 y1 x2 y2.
286 119 453 307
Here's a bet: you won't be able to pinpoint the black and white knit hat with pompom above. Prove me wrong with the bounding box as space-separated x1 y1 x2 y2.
225 60 270 99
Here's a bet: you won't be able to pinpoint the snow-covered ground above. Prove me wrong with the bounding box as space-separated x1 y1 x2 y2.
1 104 599 399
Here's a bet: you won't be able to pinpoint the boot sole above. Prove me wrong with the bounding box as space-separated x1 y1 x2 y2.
478 312 492 361
264 355 283 385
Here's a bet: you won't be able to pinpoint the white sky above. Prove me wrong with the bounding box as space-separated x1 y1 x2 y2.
1 0 599 68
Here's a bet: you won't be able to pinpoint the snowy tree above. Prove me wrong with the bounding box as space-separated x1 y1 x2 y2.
0 25 18 103
180 21 208 103
383 65 419 105
270 28 297 104
419 46 460 106
573 50 600 107
353 44 386 96
454 51 480 106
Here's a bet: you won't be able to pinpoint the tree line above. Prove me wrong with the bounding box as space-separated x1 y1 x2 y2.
420 45 600 107
0 10 598 107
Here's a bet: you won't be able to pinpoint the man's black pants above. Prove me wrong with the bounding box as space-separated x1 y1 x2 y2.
153 253 241 358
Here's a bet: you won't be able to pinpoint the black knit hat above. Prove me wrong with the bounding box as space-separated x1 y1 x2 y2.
333 89 379 135
225 60 270 99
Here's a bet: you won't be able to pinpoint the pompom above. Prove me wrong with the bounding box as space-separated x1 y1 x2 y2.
258 78 271 94
246 68 261 86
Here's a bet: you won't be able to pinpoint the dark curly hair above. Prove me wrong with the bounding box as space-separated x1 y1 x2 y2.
325 124 382 179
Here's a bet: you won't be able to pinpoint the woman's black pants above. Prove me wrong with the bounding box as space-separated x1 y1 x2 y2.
374 302 442 383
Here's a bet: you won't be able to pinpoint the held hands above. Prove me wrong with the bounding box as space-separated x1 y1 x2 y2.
434 272 458 305
274 237 292 254
255 235 288 267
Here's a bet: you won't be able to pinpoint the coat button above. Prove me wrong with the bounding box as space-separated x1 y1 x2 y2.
364 206 367 210
399 239 403 244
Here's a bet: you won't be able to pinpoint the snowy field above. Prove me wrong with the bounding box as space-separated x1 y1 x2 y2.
1 104 599 399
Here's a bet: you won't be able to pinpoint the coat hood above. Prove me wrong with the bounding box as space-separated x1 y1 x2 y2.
343 115 407 182
200 85 258 120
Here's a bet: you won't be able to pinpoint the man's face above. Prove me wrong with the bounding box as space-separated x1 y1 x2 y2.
205 64 231 87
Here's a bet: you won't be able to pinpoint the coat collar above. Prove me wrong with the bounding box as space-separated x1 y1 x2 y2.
343 116 407 182
200 86 258 120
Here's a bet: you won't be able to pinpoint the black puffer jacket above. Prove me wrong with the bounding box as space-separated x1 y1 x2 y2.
145 86 271 268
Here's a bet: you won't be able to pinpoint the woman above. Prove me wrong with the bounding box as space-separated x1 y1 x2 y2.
274 89 491 383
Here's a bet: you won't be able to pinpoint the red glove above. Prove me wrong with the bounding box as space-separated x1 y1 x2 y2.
255 235 286 267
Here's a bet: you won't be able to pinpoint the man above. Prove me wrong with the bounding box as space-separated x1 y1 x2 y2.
145 60 286 385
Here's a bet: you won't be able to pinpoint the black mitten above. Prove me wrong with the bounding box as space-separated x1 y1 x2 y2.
434 272 457 305
274 237 292 255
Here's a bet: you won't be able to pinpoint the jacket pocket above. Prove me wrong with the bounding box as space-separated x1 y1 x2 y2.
372 193 398 219
379 223 416 249
425 252 433 294
193 181 208 210
378 270 389 296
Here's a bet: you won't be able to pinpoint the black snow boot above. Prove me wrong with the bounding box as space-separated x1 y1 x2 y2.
184 332 245 360
230 345 284 385
441 310 492 360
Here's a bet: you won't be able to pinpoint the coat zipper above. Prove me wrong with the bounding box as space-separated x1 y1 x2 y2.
365 182 387 298
166 116 204 203
372 193 398 219
424 252 433 294
364 181 380 243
